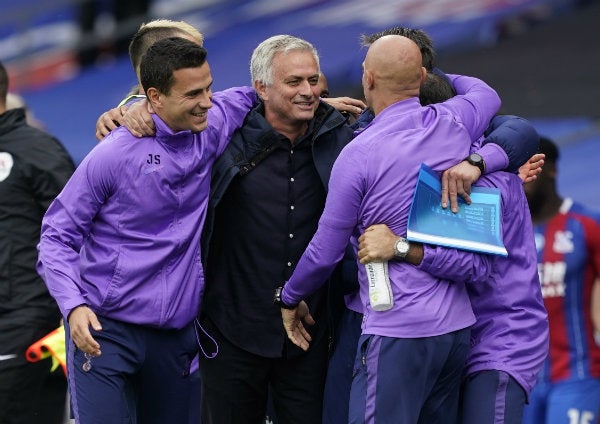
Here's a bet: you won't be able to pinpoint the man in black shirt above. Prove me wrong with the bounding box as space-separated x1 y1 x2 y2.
0 60 75 424
198 35 357 424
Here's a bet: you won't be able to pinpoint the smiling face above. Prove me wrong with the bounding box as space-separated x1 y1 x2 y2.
255 49 320 136
149 61 213 133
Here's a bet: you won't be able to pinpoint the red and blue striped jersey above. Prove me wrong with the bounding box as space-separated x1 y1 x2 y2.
534 198 600 383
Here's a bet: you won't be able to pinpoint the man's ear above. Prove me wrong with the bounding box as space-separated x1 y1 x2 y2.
253 80 267 101
364 69 375 90
419 67 427 85
146 87 161 109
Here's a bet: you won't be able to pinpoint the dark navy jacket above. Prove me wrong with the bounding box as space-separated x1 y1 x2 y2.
201 101 355 357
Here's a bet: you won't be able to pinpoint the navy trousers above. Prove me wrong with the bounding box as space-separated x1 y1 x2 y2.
460 370 527 424
349 328 471 424
66 316 197 424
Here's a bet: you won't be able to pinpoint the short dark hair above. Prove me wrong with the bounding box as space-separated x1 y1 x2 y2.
420 72 456 106
538 136 559 165
0 60 8 104
360 27 435 70
140 37 208 95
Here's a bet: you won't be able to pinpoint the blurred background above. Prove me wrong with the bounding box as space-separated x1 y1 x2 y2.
2 0 599 209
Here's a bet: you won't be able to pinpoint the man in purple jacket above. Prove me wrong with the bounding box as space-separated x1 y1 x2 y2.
355 71 548 424
36 38 255 424
358 174 548 424
277 35 500 423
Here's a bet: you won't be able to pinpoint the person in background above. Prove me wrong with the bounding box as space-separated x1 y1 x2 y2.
6 92 46 130
0 59 74 424
37 37 257 424
128 20 204 86
317 72 330 98
77 0 151 67
278 34 501 423
522 137 600 424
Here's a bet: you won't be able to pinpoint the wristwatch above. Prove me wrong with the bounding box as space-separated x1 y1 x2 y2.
466 153 485 173
273 286 297 309
393 237 410 259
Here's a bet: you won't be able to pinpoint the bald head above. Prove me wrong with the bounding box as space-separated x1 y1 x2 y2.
362 35 426 114
366 35 424 91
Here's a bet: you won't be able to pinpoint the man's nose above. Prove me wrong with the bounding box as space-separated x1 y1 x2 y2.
298 80 313 95
198 92 213 109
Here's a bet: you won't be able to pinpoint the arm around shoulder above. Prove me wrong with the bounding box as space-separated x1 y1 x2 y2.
446 73 502 139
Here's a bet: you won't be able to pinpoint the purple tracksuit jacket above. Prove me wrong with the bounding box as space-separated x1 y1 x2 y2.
419 170 549 395
37 87 255 329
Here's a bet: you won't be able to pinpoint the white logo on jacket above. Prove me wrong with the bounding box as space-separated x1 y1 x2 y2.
0 152 14 182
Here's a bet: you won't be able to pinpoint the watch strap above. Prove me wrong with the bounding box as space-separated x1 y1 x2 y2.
466 153 485 173
393 237 409 259
274 286 296 309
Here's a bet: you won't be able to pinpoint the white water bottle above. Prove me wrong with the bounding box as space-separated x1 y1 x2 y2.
365 261 393 311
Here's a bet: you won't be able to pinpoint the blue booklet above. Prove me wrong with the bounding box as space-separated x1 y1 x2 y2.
407 163 507 256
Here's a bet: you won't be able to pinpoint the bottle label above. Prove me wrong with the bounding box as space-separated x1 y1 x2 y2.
366 261 393 311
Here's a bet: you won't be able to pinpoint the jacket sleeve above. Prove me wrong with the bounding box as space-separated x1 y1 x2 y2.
209 86 258 156
28 134 75 212
417 244 494 284
37 141 115 319
444 74 502 143
475 115 540 173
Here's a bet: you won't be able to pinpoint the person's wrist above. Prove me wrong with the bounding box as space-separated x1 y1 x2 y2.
67 304 88 322
393 237 410 260
72 304 89 312
273 286 297 309
405 243 424 265
466 153 485 174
